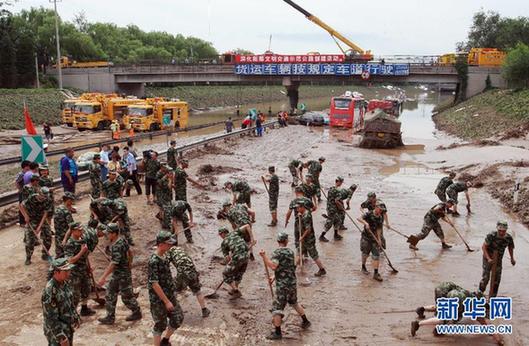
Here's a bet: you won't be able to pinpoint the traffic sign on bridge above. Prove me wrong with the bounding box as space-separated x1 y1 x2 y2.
21 135 46 163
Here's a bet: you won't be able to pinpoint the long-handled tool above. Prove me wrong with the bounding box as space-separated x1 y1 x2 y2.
261 176 270 195
447 223 474 252
95 244 111 262
205 279 225 299
488 251 498 298
297 215 303 271
262 257 274 298
28 223 53 261
87 257 106 307
387 226 419 247
344 211 399 273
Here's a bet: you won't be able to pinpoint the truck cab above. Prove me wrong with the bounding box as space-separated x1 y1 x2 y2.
124 100 189 132
74 97 140 131
61 99 80 127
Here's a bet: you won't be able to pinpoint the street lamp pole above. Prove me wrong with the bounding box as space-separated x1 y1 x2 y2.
51 0 63 89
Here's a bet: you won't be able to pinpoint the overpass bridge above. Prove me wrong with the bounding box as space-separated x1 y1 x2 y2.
47 63 505 107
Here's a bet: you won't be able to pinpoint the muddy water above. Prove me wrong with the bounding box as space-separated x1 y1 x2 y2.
1 87 528 345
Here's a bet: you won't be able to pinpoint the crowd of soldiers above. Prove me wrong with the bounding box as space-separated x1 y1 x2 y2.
14 139 516 345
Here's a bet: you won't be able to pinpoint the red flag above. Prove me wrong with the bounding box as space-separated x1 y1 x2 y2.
24 102 37 135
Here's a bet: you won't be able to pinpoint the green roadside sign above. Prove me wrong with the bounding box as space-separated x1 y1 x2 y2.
21 135 46 163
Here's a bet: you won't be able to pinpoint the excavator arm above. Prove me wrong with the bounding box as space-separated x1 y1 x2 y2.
283 0 372 59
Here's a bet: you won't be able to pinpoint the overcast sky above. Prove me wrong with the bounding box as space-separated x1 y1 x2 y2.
10 0 529 56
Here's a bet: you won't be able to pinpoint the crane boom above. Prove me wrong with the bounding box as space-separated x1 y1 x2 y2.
282 0 372 58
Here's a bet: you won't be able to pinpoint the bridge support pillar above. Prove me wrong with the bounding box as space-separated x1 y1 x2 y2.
282 77 299 114
117 83 145 97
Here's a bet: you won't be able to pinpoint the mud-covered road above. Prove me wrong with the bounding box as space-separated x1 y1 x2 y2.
1 118 528 345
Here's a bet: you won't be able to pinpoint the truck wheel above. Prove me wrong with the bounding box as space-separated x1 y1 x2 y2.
149 123 157 132
97 122 105 131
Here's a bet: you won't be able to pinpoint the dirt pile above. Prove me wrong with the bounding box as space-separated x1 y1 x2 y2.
198 164 241 175
185 144 234 160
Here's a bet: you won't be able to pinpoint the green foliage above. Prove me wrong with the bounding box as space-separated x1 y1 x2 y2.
454 55 468 102
502 43 529 89
459 11 529 51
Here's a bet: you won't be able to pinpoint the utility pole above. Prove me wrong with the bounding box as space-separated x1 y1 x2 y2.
51 0 63 89
34 53 40 88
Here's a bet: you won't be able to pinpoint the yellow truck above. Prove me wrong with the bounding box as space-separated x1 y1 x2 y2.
123 98 189 132
56 56 112 69
61 93 109 127
467 48 506 67
73 96 141 131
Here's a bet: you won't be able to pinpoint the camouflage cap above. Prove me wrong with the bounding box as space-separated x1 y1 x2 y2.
218 227 230 235
318 156 326 162
156 230 177 245
277 232 288 242
38 164 49 171
51 257 75 271
367 192 376 198
87 219 99 229
30 174 40 181
69 221 83 230
93 153 101 159
349 184 358 191
107 223 120 234
336 176 344 182
375 201 387 211
100 198 114 207
268 166 275 172
447 289 469 303
448 172 456 178
63 192 75 200
496 221 508 230
170 140 176 145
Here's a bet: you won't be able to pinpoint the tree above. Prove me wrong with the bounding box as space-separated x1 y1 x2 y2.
502 43 529 89
454 54 468 102
0 33 17 87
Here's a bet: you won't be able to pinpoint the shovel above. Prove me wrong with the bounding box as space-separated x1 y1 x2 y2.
204 279 225 299
27 223 53 262
448 223 474 252
387 226 419 247
488 251 498 298
87 257 106 307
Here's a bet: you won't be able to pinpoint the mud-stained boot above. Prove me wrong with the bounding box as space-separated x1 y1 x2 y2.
186 238 194 244
361 265 369 275
314 268 326 277
409 244 419 251
319 234 329 242
80 305 96 316
41 252 49 261
442 242 452 249
98 315 115 325
334 232 343 241
301 319 311 329
411 321 420 336
266 331 282 340
452 211 460 217
416 306 425 319
125 309 142 321
201 307 211 318
24 257 31 265
249 252 255 261
229 290 242 300
373 272 383 282
160 337 171 346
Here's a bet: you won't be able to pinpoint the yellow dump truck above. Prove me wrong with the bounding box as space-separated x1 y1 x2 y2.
123 98 189 132
61 93 110 127
467 48 506 67
73 96 141 131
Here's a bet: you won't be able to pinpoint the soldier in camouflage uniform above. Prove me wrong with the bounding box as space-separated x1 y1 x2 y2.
338 184 358 230
262 166 279 226
410 200 455 250
54 192 76 258
167 140 178 169
89 197 113 227
446 181 473 216
21 174 41 201
434 172 456 202
288 159 302 187
226 202 255 229
218 227 250 299
103 170 123 200
63 222 96 316
148 231 184 346
173 159 202 202
144 151 161 205
225 179 253 209
42 258 80 346
320 177 345 242
296 203 326 277
89 153 103 199
303 157 325 202
357 203 386 282
260 232 311 340
300 174 318 207
38 165 54 189
163 199 194 244
97 224 142 325
19 189 50 264
360 192 390 228
167 246 210 318
110 198 134 246
41 187 55 256
478 221 516 297
156 164 173 207
285 186 315 257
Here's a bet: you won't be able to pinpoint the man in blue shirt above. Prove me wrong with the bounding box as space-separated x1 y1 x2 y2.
60 148 78 193
123 146 142 197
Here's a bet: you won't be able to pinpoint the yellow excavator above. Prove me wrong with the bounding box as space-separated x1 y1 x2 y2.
283 0 373 62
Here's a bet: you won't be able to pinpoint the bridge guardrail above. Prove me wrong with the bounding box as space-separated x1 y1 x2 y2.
0 121 278 208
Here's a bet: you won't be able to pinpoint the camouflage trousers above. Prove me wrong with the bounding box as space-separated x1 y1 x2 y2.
434 189 447 202
174 188 187 202
69 271 91 308
223 259 248 284
149 294 184 335
479 256 503 297
120 224 134 246
289 166 300 185
269 193 278 212
236 190 251 207
324 211 341 232
415 215 444 241
293 219 308 257
91 184 101 199
44 325 73 346
174 270 202 294
105 271 140 318
54 229 68 258
446 188 459 204
272 285 298 317
313 176 321 199
24 221 51 259
297 236 319 260
360 233 386 260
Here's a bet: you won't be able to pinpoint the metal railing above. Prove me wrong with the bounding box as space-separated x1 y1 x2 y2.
0 121 278 208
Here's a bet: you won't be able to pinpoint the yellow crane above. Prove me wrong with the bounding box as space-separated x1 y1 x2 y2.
283 0 373 61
